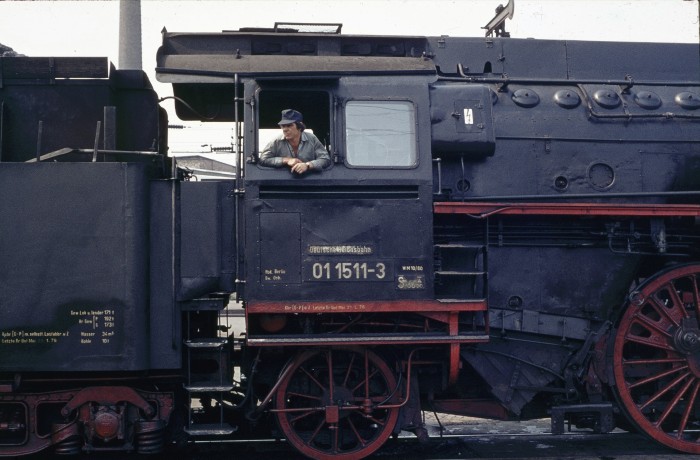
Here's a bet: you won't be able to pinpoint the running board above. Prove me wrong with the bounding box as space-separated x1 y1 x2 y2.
247 333 489 347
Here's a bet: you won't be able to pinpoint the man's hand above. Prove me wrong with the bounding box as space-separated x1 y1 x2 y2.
291 162 312 174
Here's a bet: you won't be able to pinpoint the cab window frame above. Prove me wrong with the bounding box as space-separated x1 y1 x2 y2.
252 84 334 171
343 99 418 169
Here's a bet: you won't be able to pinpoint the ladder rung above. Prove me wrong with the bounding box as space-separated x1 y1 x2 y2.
434 243 485 249
185 423 237 436
436 298 487 304
185 338 228 348
185 385 234 392
435 270 485 276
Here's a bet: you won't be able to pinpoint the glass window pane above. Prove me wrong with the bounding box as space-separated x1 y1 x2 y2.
345 101 416 167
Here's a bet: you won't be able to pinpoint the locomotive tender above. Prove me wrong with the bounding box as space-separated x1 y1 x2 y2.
2 18 700 460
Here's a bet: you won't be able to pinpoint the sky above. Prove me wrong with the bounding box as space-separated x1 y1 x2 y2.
1 0 699 156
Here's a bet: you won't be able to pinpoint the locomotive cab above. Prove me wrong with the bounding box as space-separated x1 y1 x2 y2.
242 76 450 339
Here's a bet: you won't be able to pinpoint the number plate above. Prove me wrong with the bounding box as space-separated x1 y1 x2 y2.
303 260 392 282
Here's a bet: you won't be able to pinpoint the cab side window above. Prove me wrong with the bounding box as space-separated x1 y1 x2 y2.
345 100 416 167
257 89 331 154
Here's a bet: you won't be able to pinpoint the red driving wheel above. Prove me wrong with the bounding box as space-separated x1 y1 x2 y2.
613 264 700 453
274 347 399 460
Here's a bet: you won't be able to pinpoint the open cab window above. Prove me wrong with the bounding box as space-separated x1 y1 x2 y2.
256 88 332 157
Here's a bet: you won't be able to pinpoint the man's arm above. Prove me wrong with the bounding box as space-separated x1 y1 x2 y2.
258 138 288 167
306 135 331 170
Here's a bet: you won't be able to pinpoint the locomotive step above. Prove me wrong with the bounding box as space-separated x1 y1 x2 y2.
185 423 237 436
180 297 228 311
550 403 614 434
185 385 235 392
184 338 228 348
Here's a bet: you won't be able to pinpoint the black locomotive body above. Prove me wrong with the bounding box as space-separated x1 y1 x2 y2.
2 23 700 459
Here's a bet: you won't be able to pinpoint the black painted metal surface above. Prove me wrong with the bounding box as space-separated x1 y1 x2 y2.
3 21 700 458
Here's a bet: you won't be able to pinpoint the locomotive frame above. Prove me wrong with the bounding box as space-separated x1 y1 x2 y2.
2 15 700 460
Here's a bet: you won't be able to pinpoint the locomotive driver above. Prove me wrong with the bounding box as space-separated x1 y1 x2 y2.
259 109 331 174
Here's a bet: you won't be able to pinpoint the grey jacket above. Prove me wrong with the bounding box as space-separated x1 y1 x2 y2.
259 131 331 170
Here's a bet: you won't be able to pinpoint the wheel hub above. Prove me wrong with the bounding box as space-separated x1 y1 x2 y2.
673 318 700 377
674 320 700 355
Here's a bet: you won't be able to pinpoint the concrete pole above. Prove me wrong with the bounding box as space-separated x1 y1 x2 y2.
118 0 142 70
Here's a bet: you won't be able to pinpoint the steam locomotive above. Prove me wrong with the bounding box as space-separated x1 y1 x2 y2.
2 17 700 460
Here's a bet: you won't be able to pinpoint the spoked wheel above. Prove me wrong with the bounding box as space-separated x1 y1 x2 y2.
613 264 700 453
274 347 400 460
